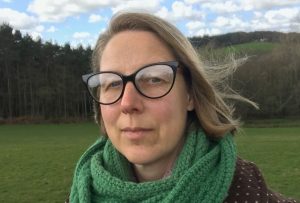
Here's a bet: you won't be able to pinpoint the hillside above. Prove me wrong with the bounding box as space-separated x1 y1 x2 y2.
195 36 300 120
189 31 300 49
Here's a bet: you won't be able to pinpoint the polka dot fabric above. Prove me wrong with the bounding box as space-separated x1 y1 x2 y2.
224 158 298 203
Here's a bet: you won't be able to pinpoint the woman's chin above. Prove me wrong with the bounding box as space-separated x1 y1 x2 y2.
122 148 157 166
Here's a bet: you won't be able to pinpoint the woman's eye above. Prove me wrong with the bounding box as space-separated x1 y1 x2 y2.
102 80 122 91
148 77 162 84
108 81 122 88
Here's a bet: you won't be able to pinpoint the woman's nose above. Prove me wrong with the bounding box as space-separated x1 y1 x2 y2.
120 82 144 114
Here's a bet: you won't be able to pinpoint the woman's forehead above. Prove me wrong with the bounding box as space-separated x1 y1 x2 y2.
99 30 175 73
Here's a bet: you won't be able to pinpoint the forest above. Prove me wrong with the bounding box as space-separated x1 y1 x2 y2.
0 23 299 123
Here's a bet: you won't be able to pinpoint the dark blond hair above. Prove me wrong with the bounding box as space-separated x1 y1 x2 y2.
91 11 255 138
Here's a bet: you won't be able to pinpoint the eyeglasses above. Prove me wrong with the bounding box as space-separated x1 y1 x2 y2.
82 61 179 105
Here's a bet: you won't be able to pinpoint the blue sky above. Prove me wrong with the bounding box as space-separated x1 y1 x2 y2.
1 0 300 47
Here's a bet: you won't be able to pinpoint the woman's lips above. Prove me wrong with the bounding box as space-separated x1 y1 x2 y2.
121 127 152 140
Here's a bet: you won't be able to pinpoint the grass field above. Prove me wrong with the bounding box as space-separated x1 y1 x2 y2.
223 41 278 55
0 123 299 202
199 41 279 63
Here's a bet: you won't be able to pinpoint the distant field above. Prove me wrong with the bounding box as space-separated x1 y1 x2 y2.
223 41 278 55
0 123 299 202
200 42 279 59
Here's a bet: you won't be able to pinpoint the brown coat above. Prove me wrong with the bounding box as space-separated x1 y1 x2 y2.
224 158 298 203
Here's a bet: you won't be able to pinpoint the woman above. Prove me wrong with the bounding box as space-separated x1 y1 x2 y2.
69 12 297 203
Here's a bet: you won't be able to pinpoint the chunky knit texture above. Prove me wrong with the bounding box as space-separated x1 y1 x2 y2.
70 129 237 203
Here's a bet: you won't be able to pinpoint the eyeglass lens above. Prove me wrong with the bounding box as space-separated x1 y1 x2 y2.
87 64 175 104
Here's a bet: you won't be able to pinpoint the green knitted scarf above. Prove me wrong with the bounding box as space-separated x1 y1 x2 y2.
70 129 236 203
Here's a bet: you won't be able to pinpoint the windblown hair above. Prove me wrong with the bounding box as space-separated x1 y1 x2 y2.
91 11 256 138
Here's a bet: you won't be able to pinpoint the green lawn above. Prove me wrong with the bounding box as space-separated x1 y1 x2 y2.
199 41 279 63
223 41 278 55
235 128 300 200
0 123 99 203
0 123 299 202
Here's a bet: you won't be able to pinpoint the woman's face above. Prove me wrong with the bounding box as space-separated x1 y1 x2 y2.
100 30 194 166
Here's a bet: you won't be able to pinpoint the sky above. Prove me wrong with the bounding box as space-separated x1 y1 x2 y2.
1 0 300 48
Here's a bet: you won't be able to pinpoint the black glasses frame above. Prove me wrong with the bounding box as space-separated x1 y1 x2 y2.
82 61 179 105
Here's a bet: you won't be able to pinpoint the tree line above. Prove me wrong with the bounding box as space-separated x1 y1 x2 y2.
189 31 299 48
0 23 299 123
0 24 93 123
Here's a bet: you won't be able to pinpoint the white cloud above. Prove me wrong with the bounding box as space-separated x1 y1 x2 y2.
2 0 13 3
23 26 45 41
186 20 205 30
73 32 91 39
172 1 203 19
156 1 204 23
27 0 163 23
70 31 96 48
290 14 300 32
196 0 300 13
264 8 299 24
35 25 44 32
213 15 247 29
187 14 250 36
193 28 222 36
111 0 162 14
213 16 230 27
184 0 211 4
243 0 300 10
70 33 99 49
184 2 300 36
186 20 206 36
156 6 170 19
249 7 300 32
0 8 47 41
88 14 103 23
254 11 263 18
47 25 57 32
293 10 300 23
0 8 38 29
27 0 120 22
202 1 240 13
28 31 42 41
